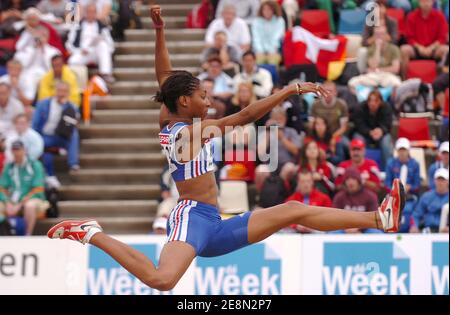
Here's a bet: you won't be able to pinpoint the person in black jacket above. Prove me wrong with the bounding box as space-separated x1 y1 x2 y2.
352 89 393 169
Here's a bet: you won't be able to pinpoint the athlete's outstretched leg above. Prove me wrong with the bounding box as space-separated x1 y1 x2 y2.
248 179 405 244
248 202 380 243
47 221 195 291
89 234 195 291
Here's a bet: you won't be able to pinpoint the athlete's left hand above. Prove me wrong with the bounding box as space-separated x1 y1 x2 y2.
150 5 164 28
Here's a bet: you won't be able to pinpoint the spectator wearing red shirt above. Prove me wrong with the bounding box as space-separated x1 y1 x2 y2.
335 139 382 194
331 167 382 234
400 0 449 78
285 170 332 233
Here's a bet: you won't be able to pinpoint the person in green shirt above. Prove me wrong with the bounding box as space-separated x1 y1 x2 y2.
0 140 49 235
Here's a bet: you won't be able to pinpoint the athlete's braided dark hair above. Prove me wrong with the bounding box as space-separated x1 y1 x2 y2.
154 71 200 113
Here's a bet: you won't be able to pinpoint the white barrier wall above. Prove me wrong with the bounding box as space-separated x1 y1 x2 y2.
0 234 448 295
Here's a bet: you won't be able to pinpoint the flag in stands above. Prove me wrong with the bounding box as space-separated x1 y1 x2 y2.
82 75 109 123
283 26 347 80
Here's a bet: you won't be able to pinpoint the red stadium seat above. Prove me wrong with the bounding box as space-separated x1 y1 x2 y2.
406 60 437 84
398 117 431 141
300 10 330 38
386 8 406 38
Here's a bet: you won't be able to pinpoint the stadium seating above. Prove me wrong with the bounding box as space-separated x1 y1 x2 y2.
338 9 366 35
300 10 331 38
406 60 437 84
398 117 431 141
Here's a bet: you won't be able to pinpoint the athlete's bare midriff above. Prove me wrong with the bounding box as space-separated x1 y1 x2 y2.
175 172 219 207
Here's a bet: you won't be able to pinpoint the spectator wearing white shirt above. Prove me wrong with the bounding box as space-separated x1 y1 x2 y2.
233 51 273 99
205 4 251 55
66 4 115 83
78 0 113 25
0 59 35 109
15 8 65 55
0 82 25 136
4 113 44 163
215 0 260 23
14 26 60 97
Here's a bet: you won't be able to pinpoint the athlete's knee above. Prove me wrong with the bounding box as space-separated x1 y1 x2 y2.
284 200 309 218
285 200 305 209
143 271 178 291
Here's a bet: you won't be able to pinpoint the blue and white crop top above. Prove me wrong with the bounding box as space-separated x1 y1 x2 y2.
159 122 215 182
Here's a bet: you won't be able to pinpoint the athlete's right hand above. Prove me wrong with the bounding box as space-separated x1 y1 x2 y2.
150 5 164 28
296 82 330 98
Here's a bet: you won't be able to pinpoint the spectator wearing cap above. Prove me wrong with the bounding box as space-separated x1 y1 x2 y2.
428 141 449 190
285 170 332 233
353 90 393 169
385 137 421 231
0 140 48 235
331 167 381 234
205 4 251 54
233 51 274 99
198 57 234 101
410 168 449 233
4 113 43 163
335 139 382 193
0 59 35 108
66 3 115 84
0 82 25 136
32 81 80 189
38 54 81 107
385 138 421 196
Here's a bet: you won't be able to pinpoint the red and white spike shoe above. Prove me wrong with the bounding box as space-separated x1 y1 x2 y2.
378 179 406 233
47 220 102 244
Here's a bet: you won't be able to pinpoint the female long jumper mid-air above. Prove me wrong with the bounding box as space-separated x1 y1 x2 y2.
47 5 405 291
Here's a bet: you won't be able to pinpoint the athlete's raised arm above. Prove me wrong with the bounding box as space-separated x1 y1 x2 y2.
199 82 329 137
151 5 172 86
